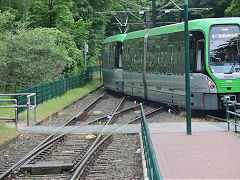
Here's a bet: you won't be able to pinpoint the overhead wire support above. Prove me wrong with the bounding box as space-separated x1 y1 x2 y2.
114 15 129 26
114 15 129 33
158 1 174 10
170 0 183 11
158 7 212 12
152 0 156 28
96 10 146 14
126 8 144 23
112 22 177 25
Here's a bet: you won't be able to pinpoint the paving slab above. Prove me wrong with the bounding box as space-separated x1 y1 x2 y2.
151 131 240 180
149 122 228 133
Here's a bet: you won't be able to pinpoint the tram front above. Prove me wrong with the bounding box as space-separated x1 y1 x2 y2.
209 24 240 107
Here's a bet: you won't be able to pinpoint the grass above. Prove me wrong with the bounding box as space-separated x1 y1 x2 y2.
0 122 17 143
0 96 15 119
0 71 102 142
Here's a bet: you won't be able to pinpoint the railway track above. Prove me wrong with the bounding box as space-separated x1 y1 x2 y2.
0 92 106 180
2 87 238 179
1 90 163 180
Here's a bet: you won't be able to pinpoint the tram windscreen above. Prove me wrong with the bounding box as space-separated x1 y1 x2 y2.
209 25 240 74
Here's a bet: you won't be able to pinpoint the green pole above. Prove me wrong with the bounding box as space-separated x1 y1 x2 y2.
184 0 192 135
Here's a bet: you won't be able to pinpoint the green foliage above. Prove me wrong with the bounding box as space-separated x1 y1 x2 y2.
0 0 26 21
225 0 240 17
0 10 16 32
0 28 69 92
0 0 238 94
72 0 111 66
35 28 85 77
189 0 232 19
73 18 92 49
25 0 88 76
27 0 74 30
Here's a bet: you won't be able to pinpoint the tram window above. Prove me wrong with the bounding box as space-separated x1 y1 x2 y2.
189 30 205 72
115 42 123 69
119 47 123 68
196 40 205 72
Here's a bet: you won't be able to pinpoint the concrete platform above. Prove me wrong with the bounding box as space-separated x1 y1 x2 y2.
150 126 240 179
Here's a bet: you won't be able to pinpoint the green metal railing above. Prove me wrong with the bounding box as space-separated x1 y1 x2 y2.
15 66 98 114
140 103 163 180
226 101 240 133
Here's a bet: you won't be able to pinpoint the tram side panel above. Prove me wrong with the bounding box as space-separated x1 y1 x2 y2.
131 40 144 98
102 43 115 91
122 41 132 96
145 30 219 110
146 35 177 104
103 42 124 93
122 39 145 97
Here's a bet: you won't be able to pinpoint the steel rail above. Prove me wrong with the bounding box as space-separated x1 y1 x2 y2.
115 104 141 115
128 107 164 124
0 93 105 180
205 115 227 122
70 133 113 180
70 97 126 179
71 105 163 179
22 113 113 165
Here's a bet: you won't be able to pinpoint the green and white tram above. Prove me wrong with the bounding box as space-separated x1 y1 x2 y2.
102 18 240 110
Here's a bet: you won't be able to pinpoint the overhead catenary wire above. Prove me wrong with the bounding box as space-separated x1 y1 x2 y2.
170 0 183 11
126 8 144 23
118 0 150 10
158 1 173 10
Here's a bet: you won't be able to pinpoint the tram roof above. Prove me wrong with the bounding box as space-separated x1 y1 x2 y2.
103 18 240 43
124 17 240 40
103 34 127 43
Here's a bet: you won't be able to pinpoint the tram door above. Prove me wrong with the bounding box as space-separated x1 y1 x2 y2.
114 42 124 92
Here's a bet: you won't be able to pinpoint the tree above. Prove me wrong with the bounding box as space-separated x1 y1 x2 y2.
0 28 70 92
27 0 74 32
72 0 111 66
0 10 16 32
188 0 232 19
225 0 240 17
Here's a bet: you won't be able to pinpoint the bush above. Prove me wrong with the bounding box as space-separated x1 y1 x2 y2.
32 28 85 77
0 28 71 92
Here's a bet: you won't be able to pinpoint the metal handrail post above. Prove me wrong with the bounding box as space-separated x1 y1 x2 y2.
234 103 237 133
27 97 30 126
15 101 18 129
34 95 37 123
227 103 230 131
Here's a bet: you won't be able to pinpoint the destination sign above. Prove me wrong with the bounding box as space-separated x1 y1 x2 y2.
212 33 239 38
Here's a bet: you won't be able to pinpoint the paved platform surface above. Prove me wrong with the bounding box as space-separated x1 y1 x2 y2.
22 122 235 134
149 122 228 133
151 128 240 179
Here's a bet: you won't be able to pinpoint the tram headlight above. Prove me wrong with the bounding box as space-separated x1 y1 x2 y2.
210 85 215 89
208 80 212 85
